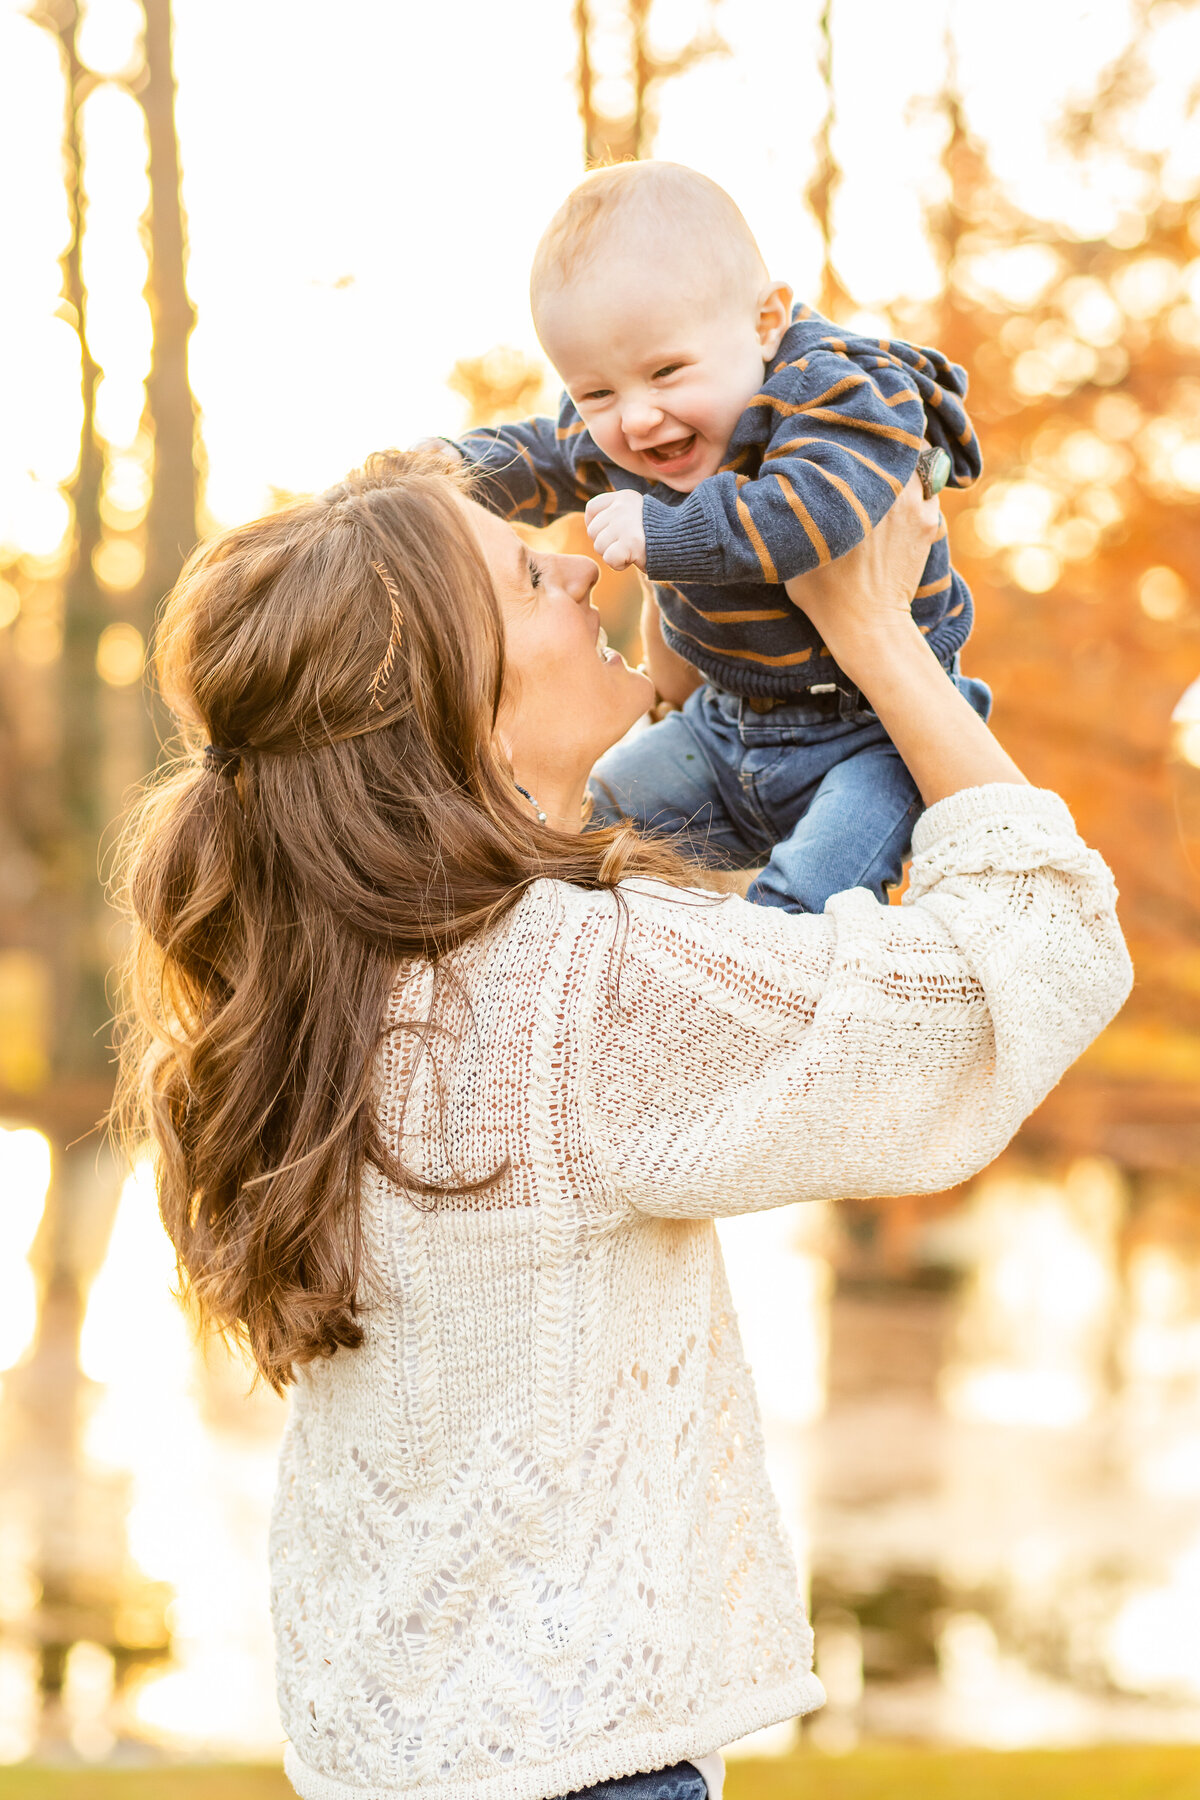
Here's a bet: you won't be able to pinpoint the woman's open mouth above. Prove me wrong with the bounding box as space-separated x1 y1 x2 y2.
643 434 697 474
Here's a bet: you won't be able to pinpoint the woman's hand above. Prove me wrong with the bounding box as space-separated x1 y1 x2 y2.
784 472 940 677
786 473 1027 807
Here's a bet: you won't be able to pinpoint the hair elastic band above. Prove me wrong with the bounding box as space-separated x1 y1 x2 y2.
203 742 241 775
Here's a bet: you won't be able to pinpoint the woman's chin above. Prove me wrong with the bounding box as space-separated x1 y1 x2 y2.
599 663 657 749
620 660 656 712
582 660 657 763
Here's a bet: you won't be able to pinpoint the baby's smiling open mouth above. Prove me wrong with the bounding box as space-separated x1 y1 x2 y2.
643 434 697 469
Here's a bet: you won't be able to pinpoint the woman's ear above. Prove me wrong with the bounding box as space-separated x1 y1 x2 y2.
756 281 794 358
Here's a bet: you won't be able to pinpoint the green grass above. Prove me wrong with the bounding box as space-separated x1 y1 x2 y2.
726 1745 1200 1800
4 1748 1200 1800
0 1772 290 1800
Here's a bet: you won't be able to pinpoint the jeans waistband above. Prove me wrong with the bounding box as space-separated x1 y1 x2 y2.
711 680 875 727
742 681 842 715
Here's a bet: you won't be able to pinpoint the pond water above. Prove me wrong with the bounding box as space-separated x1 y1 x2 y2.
2 1129 1199 1763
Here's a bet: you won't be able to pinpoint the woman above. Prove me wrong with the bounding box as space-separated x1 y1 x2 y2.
116 452 1129 1800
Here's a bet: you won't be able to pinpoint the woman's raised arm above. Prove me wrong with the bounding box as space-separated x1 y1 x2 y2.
580 784 1130 1219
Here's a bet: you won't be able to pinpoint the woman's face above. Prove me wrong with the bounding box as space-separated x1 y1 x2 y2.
463 500 653 811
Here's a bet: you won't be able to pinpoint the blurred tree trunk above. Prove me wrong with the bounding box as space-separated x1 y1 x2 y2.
12 0 200 1741
25 0 110 1108
136 0 200 654
19 0 125 1740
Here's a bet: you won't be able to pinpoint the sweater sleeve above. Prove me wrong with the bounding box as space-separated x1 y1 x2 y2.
581 786 1131 1217
640 353 928 585
457 402 611 527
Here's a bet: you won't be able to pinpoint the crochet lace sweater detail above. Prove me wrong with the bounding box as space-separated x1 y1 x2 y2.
270 785 1131 1800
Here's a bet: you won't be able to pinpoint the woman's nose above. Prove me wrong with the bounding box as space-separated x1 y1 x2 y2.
565 554 600 601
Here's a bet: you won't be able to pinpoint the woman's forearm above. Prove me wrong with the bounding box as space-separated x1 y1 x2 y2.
841 620 1026 807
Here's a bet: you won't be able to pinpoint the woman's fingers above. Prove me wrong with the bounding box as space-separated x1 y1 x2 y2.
856 472 943 599
783 472 944 661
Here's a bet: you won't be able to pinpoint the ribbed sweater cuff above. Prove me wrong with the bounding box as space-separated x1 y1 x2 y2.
643 493 726 582
911 783 1077 855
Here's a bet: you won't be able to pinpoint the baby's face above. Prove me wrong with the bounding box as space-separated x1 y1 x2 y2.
536 263 778 493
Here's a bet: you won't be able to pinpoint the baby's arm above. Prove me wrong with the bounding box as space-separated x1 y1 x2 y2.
434 400 609 528
636 356 946 587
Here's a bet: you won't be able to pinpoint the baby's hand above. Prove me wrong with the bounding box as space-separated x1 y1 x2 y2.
585 491 647 572
410 437 464 465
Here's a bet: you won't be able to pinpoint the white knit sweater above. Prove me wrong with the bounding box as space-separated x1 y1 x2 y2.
270 785 1131 1800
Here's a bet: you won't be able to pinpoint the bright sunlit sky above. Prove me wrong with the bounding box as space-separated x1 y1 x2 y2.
2 0 1199 545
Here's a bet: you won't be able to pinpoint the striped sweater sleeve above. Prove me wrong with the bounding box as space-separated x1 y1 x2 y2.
641 352 931 586
457 399 610 527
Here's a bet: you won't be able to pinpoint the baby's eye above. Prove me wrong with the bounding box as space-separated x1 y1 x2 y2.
652 365 681 381
580 389 612 403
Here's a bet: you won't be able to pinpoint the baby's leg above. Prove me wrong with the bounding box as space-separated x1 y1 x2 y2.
749 734 920 913
587 688 757 870
749 672 991 913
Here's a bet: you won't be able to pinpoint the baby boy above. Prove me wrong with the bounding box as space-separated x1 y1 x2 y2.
443 160 989 912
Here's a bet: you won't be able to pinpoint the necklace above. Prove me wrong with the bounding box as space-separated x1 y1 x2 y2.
514 782 548 824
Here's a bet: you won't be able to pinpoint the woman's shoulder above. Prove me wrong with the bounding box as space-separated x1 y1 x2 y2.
520 873 839 1038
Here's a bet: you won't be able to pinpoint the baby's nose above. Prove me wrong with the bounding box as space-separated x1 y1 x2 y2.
621 398 665 440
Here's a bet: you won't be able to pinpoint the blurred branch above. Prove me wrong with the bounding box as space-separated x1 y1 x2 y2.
804 0 852 318
1057 0 1161 158
573 0 727 166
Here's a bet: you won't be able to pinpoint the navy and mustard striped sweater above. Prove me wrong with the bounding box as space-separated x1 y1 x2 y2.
458 308 982 700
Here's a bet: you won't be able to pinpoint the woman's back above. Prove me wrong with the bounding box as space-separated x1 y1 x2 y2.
271 788 1130 1800
273 876 822 1800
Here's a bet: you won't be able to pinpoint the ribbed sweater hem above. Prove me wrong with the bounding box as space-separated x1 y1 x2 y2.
656 621 967 701
281 1672 827 1800
643 491 727 584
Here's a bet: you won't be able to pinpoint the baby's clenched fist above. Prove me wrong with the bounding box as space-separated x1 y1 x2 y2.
585 491 647 572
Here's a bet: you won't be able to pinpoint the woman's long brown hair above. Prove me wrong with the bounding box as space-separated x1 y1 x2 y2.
113 451 695 1391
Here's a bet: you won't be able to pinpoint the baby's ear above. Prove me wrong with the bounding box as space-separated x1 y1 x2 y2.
756 282 794 358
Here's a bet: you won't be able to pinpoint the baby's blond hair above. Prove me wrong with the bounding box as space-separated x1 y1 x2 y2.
530 161 768 316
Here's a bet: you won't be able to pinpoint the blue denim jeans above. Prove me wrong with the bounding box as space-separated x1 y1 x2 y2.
588 666 992 914
556 1761 709 1800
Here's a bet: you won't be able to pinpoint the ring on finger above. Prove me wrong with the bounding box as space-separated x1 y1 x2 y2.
917 446 951 500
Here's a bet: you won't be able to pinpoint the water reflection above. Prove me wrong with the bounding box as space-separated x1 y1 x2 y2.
0 1129 50 1375
3 1141 1200 1759
938 1161 1123 1429
785 1160 1200 1747
78 1162 285 1755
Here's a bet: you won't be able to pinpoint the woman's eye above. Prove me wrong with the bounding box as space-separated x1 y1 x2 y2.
529 560 543 590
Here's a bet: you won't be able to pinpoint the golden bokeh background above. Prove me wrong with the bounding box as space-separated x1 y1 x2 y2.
2 0 1200 1788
